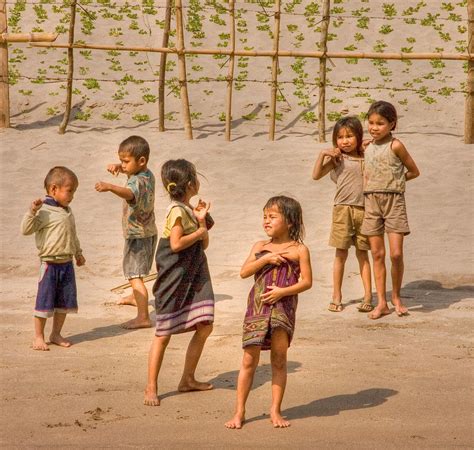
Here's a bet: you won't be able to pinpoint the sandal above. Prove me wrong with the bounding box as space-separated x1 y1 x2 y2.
357 302 374 312
328 302 343 312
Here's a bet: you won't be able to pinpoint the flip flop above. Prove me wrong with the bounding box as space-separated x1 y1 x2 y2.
328 302 343 312
357 302 374 312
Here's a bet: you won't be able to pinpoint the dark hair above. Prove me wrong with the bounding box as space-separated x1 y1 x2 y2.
264 196 305 243
367 100 397 130
44 166 78 191
161 159 198 201
118 135 150 162
332 116 364 155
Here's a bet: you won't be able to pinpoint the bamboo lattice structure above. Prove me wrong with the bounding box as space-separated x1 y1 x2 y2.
318 0 330 143
1 2 472 141
269 0 280 141
58 0 76 135
224 0 235 142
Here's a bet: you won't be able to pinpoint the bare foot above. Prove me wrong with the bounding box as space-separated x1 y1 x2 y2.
368 306 391 320
178 379 213 392
120 318 152 329
32 337 49 351
225 412 245 429
270 411 290 428
117 294 137 307
392 299 408 316
143 387 160 406
49 334 72 347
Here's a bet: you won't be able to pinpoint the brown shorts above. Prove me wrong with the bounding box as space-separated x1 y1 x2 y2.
361 192 410 236
329 205 370 250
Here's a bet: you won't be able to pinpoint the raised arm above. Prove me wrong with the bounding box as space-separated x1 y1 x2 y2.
169 217 208 253
260 244 312 304
312 148 340 180
21 199 44 235
392 139 420 181
94 182 134 201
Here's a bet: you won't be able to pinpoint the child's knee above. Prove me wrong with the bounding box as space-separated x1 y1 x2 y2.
271 354 287 372
196 322 213 338
390 251 403 264
371 248 385 261
242 352 259 370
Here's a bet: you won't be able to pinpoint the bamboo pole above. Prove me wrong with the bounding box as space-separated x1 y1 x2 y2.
269 0 280 141
0 32 57 43
225 0 235 141
318 0 330 143
58 0 76 135
0 0 10 128
175 0 192 139
158 0 171 132
465 0 474 144
31 43 474 61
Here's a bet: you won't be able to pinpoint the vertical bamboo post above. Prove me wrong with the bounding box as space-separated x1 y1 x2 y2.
0 0 10 128
269 0 280 141
464 0 474 144
58 0 76 134
318 0 330 142
175 0 192 139
158 0 171 132
225 0 235 141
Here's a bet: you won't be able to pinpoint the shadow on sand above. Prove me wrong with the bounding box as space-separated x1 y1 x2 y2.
400 279 473 313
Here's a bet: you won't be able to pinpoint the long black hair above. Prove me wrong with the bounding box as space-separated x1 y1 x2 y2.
367 100 398 130
332 116 364 156
264 196 305 243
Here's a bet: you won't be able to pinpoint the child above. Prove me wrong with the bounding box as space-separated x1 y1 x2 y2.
21 166 85 351
95 135 157 329
312 116 373 313
225 196 312 429
361 101 420 319
144 159 214 406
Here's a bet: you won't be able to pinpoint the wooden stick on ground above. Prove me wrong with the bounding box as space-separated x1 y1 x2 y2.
269 0 281 141
225 0 235 141
464 0 474 144
318 0 330 143
158 0 171 132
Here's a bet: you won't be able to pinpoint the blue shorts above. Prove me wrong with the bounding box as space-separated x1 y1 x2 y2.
35 261 78 318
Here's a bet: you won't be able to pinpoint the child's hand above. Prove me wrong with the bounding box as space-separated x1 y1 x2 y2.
29 198 43 215
75 254 86 266
193 199 211 223
264 252 288 266
107 163 122 176
261 285 284 304
95 181 111 192
322 148 342 163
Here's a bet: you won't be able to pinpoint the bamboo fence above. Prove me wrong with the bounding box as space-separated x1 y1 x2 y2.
0 0 473 143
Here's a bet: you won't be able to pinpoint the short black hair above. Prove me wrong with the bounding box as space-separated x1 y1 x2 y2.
118 135 150 162
44 166 78 191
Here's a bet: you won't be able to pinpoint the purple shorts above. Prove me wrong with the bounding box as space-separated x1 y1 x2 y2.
35 261 78 318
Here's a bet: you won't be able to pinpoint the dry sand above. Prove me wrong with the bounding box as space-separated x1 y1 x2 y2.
1 121 473 449
1 0 474 447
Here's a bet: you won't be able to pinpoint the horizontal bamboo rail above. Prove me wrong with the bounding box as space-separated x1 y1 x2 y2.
1 32 57 43
31 42 474 61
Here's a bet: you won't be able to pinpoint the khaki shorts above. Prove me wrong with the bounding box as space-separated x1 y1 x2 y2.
329 205 370 250
361 192 410 236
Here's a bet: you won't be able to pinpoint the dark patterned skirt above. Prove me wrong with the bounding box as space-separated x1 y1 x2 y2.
153 238 214 336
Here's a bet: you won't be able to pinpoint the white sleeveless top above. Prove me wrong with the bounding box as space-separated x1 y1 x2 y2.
364 139 405 194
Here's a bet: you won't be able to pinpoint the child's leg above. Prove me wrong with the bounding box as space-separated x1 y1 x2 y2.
270 328 290 428
225 346 261 429
33 316 49 351
330 248 348 312
355 249 373 308
368 235 391 319
121 277 152 329
144 334 171 406
49 312 72 347
178 322 214 392
387 232 408 315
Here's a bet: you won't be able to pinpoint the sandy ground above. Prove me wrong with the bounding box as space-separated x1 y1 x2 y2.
1 116 473 448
